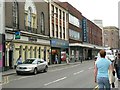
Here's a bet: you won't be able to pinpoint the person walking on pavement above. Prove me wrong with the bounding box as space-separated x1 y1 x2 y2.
15 55 22 68
16 55 22 65
114 52 120 81
94 50 113 90
55 55 58 64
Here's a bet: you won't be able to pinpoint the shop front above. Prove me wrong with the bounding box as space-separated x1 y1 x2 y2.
5 40 50 69
50 39 69 64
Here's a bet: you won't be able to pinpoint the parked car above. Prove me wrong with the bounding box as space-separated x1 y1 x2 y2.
105 50 115 61
16 58 48 75
96 50 115 62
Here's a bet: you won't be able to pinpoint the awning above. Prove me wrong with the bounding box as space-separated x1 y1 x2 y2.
69 43 105 50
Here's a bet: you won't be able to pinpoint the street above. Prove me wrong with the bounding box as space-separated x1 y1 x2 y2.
2 60 96 88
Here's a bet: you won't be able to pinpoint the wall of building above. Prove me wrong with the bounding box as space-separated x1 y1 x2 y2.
87 19 102 46
103 26 119 49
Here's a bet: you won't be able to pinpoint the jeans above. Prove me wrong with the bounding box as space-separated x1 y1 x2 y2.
97 77 111 90
116 66 120 79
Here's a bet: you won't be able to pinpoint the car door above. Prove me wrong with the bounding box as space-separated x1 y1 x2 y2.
37 59 42 71
39 60 45 70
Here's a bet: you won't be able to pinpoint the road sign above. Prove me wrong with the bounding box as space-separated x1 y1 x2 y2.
15 31 20 39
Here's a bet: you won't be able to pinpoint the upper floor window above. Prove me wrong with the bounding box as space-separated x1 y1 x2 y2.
28 7 32 32
63 12 65 21
69 14 80 28
55 7 58 18
24 1 37 33
12 0 18 28
69 29 81 40
51 5 54 17
59 9 62 19
41 12 45 34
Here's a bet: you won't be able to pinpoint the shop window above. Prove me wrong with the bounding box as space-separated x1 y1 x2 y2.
19 45 22 56
25 46 28 60
44 47 46 61
34 47 37 58
38 47 41 58
30 46 33 58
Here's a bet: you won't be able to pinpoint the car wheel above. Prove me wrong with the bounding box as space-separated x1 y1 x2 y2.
44 66 48 72
33 68 37 75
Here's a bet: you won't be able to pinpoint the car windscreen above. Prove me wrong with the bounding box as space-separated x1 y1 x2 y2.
23 59 35 64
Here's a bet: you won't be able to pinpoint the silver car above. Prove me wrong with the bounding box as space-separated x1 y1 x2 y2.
16 58 48 75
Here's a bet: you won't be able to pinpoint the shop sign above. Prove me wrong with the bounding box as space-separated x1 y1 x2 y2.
15 31 20 39
82 18 88 42
29 37 37 42
51 39 69 48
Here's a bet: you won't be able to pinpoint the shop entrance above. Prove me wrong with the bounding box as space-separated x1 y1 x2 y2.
51 48 60 64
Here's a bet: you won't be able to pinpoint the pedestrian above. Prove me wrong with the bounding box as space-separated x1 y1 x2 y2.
114 52 120 81
55 55 58 64
94 50 113 90
66 53 69 64
16 55 22 65
106 54 116 88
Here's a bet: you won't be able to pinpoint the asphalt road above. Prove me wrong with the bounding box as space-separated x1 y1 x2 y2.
2 60 97 88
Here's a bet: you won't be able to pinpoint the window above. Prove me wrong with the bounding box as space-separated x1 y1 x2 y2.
60 26 62 38
55 7 58 18
38 47 41 58
56 25 58 38
41 12 45 34
33 17 35 29
19 45 22 56
63 27 65 39
30 46 33 58
44 47 46 61
59 9 61 19
52 23 54 37
25 46 28 60
28 7 32 32
69 14 80 28
51 5 54 17
69 29 81 40
34 47 37 58
24 13 27 29
62 12 65 21
12 1 18 28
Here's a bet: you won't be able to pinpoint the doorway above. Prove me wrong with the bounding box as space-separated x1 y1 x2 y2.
9 50 13 69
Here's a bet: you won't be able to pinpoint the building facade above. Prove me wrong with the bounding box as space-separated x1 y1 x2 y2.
103 26 119 49
93 20 105 46
86 19 102 59
5 0 50 68
58 2 103 61
57 2 83 62
49 1 69 64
